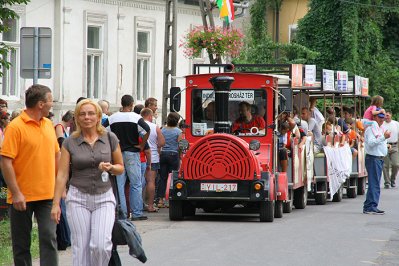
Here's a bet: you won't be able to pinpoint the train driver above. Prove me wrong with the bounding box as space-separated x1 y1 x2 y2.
232 101 266 134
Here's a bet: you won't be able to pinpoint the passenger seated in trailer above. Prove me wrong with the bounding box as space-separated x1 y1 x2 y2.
232 101 265 135
301 107 323 153
347 119 359 159
277 122 290 172
321 121 334 147
310 98 325 133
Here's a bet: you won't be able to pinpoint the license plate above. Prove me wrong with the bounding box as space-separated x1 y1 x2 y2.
200 183 238 192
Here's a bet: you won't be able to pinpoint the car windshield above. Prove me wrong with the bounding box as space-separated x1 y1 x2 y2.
191 89 267 136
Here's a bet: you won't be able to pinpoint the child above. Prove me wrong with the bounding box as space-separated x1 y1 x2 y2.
362 95 385 127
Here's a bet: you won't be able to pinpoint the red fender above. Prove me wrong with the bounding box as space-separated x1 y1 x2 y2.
165 173 172 200
269 174 275 200
277 172 288 201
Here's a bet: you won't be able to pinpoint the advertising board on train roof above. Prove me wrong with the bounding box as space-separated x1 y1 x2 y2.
336 71 348 91
291 64 303 88
322 69 335 91
304 65 316 87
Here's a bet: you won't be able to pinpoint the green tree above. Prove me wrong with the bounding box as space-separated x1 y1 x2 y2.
296 0 399 115
0 0 29 77
235 0 318 64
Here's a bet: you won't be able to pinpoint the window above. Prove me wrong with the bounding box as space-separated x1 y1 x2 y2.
289 24 298 43
136 31 151 101
86 26 103 99
191 89 267 136
1 18 19 97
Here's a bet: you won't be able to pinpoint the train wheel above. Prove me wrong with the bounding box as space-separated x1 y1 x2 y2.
283 189 293 213
260 201 274 222
332 186 343 202
169 200 184 221
183 202 196 217
274 200 283 218
315 182 327 205
357 177 366 195
347 187 357 198
293 187 307 209
315 192 327 205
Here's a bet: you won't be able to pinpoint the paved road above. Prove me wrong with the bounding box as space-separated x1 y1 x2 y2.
51 185 399 266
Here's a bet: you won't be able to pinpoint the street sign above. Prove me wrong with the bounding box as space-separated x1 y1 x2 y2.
20 27 52 82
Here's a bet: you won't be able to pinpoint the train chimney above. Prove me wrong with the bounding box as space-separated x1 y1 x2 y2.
209 76 234 133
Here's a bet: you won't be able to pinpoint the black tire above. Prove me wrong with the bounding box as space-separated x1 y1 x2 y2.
169 200 183 221
315 182 327 205
293 187 307 209
332 186 343 202
315 192 327 205
347 187 357 198
274 200 283 218
283 189 293 213
357 177 366 195
260 201 274 222
183 202 196 216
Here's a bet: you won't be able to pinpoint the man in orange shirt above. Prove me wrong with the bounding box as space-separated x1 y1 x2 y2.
1 84 60 265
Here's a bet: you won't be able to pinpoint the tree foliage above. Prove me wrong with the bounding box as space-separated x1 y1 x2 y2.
0 0 29 77
296 0 399 116
235 0 318 64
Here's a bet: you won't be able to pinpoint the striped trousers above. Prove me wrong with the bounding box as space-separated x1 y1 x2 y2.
66 185 116 266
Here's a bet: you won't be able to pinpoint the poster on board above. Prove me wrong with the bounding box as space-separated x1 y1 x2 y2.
361 77 369 96
304 65 316 87
354 75 362 95
291 64 303 88
336 71 348 91
322 69 335 91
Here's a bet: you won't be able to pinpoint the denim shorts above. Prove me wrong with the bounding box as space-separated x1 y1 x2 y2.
151 162 160 171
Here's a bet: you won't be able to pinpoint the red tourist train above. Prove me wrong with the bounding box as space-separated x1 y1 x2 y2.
166 64 368 222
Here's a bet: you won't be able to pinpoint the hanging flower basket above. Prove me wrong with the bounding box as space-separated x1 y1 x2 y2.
180 26 244 60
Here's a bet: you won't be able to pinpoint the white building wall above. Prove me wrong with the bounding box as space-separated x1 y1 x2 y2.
3 0 245 122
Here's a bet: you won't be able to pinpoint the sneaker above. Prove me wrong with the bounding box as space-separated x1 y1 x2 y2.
384 184 390 189
131 215 148 221
391 182 396 188
363 209 384 215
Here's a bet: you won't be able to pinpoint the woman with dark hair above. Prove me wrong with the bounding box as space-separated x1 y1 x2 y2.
157 112 182 207
55 110 75 148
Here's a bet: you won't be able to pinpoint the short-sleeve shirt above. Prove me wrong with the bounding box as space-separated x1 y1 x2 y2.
1 111 60 203
64 131 119 194
232 115 265 133
363 105 377 120
161 127 182 153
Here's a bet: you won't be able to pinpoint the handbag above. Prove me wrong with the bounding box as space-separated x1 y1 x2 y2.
107 132 128 245
107 132 148 263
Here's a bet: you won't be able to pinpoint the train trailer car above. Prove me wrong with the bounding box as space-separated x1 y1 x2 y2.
167 74 290 222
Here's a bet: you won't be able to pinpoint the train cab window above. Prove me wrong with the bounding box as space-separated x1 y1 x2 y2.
191 89 267 136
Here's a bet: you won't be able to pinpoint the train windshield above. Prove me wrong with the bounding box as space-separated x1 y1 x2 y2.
191 89 267 136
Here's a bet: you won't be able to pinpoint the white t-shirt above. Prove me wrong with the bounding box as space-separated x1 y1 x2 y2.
382 120 399 143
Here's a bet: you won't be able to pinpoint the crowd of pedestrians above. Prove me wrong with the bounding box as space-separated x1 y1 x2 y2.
1 85 398 265
0 86 183 265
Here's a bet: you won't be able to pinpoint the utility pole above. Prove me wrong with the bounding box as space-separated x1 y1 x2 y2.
199 0 222 64
162 0 177 125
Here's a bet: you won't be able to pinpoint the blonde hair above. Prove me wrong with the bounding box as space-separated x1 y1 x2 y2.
71 99 105 138
140 108 153 118
371 95 384 107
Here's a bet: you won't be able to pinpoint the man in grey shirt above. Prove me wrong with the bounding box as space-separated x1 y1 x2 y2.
301 107 323 153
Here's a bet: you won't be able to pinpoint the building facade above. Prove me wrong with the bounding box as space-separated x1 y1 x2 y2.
1 0 240 121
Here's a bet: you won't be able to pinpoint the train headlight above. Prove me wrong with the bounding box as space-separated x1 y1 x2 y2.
178 139 190 151
254 183 262 191
176 182 183 190
249 140 261 151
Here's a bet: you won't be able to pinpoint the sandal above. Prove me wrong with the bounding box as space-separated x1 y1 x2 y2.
147 208 159 213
